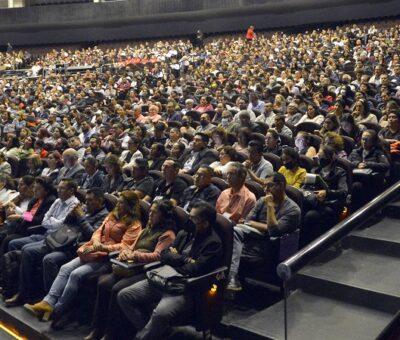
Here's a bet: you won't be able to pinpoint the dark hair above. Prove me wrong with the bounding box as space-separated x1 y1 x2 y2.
35 176 55 194
151 200 177 231
320 145 336 161
221 145 239 162
7 135 20 148
229 162 247 181
84 155 99 168
191 201 217 226
165 157 182 170
87 187 105 202
282 146 299 163
0 173 15 190
197 165 214 177
21 175 35 187
151 143 167 157
267 172 287 188
59 177 78 193
133 158 149 171
248 140 264 153
195 132 209 144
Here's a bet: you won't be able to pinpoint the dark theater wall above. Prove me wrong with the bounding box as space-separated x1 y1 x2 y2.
0 0 399 46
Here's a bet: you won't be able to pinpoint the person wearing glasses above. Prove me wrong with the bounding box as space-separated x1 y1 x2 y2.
227 172 301 291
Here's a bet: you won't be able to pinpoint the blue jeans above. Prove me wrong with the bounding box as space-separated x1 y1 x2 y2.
42 251 72 292
44 257 110 313
8 234 45 251
118 279 192 340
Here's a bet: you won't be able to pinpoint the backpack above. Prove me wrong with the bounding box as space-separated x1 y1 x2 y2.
45 224 81 251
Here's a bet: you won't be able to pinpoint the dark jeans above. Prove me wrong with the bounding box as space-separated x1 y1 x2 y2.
92 272 145 339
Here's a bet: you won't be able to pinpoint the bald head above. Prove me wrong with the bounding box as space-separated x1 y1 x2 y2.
62 148 78 168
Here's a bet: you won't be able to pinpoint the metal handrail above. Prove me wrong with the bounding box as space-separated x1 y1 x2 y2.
277 181 400 281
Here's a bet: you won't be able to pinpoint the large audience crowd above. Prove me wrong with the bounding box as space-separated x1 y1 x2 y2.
0 20 399 340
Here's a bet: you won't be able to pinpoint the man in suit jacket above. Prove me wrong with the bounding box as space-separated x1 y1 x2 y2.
181 133 218 175
57 148 85 184
80 156 105 190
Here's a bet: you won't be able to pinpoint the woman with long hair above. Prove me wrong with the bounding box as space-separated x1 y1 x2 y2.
85 200 177 340
24 191 143 326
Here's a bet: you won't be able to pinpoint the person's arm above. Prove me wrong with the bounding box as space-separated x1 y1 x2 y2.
132 231 176 263
292 168 307 189
79 209 108 240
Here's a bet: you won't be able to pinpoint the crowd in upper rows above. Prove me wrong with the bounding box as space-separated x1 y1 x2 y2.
0 20 398 339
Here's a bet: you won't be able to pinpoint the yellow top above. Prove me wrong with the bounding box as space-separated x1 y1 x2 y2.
278 166 307 189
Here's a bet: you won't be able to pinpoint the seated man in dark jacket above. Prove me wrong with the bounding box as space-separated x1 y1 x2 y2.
180 165 221 211
144 158 187 205
117 201 223 340
227 172 301 291
79 156 105 190
301 145 348 246
181 133 218 175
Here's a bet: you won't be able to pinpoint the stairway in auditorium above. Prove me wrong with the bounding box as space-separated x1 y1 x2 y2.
226 200 400 340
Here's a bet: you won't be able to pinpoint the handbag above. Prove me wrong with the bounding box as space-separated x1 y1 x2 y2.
111 257 145 277
45 224 81 251
146 264 187 295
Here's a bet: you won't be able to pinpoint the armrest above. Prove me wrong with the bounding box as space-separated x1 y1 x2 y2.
26 225 46 235
143 261 162 271
185 266 228 288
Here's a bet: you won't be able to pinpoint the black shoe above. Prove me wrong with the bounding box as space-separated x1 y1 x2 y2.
4 293 24 307
50 311 72 330
226 277 242 292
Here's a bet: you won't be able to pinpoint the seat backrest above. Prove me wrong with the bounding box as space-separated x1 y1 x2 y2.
278 133 294 147
76 188 87 203
174 205 189 231
148 170 163 181
296 122 321 134
255 122 269 135
299 155 314 172
250 132 265 145
309 133 322 151
285 185 304 217
342 136 355 156
263 152 282 171
178 173 194 186
7 155 19 178
211 177 229 191
236 151 248 163
361 122 381 134
215 213 234 271
335 157 353 195
227 133 237 145
245 180 265 199
104 193 118 211
139 199 150 226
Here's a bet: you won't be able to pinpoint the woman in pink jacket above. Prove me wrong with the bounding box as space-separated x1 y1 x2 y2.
85 200 177 340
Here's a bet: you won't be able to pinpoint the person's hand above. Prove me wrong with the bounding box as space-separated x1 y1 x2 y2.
83 246 94 254
265 194 275 208
169 247 178 254
213 169 222 177
118 249 134 261
243 160 252 169
315 190 327 202
92 241 103 251
72 203 85 218
358 162 367 169
7 214 22 221
185 257 195 264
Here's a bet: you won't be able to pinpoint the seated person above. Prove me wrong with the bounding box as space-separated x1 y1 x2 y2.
264 129 283 156
348 129 390 212
120 136 143 170
80 156 105 190
339 113 363 147
378 109 400 145
102 154 132 194
244 140 274 182
117 202 223 340
196 113 216 133
273 115 293 138
85 136 106 163
23 191 143 326
5 188 108 306
180 166 221 212
227 173 301 291
147 143 168 172
144 158 187 205
210 145 240 179
4 178 81 305
301 145 348 246
41 151 63 184
216 162 256 223
56 149 85 184
0 177 56 256
295 131 317 158
278 147 307 189
323 132 348 159
181 133 218 175
85 200 177 340
128 158 154 199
